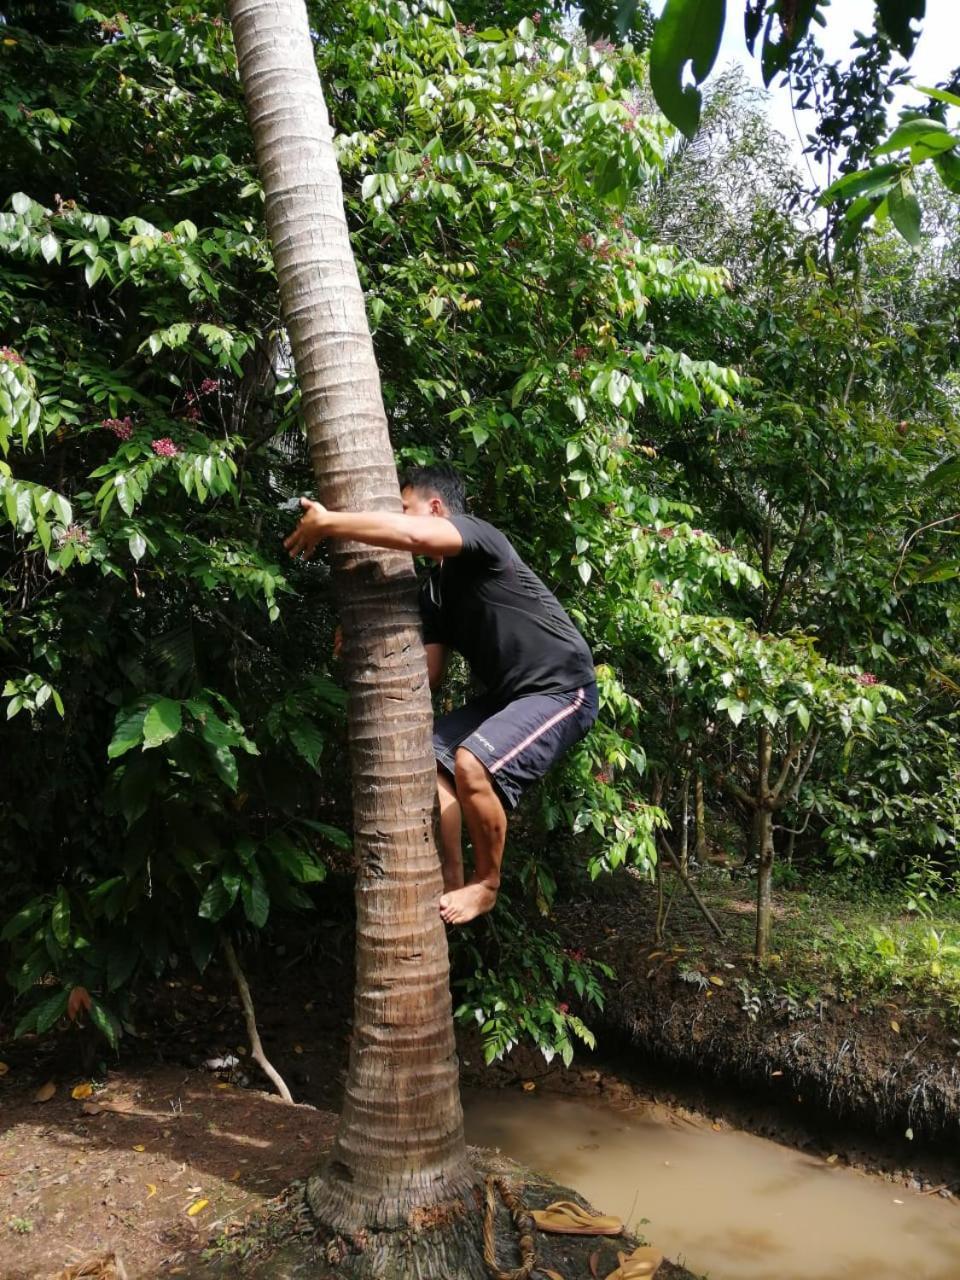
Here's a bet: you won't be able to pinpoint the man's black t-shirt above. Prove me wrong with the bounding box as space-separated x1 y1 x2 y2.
419 515 595 702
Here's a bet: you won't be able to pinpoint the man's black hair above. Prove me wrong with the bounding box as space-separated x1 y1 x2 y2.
399 463 466 514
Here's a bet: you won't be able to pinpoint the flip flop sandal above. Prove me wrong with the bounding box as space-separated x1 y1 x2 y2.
603 1246 664 1279
530 1199 624 1236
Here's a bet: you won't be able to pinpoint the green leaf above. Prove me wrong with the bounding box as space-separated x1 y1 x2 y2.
198 873 240 922
917 85 960 111
649 0 726 140
89 997 120 1049
142 698 182 749
241 873 270 928
933 150 960 194
51 887 70 946
34 988 69 1035
873 117 952 157
117 753 161 827
128 531 146 562
288 720 325 769
207 743 239 791
819 163 901 206
108 705 147 759
888 177 922 246
40 234 59 264
1 897 45 942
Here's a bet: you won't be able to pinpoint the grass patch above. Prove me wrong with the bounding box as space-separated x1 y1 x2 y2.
688 870 960 1026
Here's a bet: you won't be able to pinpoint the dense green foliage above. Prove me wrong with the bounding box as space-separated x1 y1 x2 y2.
1 0 958 1067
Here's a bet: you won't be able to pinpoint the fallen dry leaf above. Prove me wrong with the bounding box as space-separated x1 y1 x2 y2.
709 975 724 986
132 1144 146 1153
72 1082 94 1100
0 1061 9 1076
891 1019 901 1033
293 1043 304 1054
521 1081 536 1092
146 1184 157 1198
99 1096 134 1113
771 1070 783 1077
81 1102 103 1117
826 1154 839 1164
34 1080 56 1103
187 1198 209 1216
215 1082 231 1090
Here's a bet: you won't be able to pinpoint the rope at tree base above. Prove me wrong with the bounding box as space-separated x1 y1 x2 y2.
482 1175 537 1280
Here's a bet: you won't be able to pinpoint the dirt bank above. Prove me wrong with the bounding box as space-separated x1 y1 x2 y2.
547 876 960 1158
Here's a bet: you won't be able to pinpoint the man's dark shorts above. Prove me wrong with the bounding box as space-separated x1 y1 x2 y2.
433 682 599 810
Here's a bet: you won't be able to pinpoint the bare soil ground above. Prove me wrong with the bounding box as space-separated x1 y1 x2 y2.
3 868 957 1277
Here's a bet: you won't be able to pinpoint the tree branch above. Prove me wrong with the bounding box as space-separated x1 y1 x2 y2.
222 935 294 1104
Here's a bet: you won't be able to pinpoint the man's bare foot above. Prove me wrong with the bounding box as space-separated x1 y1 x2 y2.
439 880 498 925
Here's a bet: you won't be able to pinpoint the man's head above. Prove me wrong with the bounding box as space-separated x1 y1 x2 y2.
399 463 466 518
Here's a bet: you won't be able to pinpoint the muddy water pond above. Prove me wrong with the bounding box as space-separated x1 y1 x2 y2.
462 1088 960 1280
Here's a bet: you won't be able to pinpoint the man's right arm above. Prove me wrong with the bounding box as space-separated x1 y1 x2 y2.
284 499 463 560
426 643 448 691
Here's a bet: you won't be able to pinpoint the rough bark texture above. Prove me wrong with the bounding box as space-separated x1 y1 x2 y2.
227 0 478 1254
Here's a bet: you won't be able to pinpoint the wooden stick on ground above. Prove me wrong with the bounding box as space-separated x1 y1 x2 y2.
657 834 726 941
221 935 294 1104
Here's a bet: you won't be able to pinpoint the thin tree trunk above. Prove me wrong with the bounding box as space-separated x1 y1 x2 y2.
228 1 480 1269
679 769 690 875
694 770 706 863
754 726 774 963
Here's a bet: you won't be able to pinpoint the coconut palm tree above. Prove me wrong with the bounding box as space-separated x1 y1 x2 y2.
228 1 483 1272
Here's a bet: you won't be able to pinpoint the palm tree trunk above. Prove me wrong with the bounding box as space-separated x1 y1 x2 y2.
227 1 480 1270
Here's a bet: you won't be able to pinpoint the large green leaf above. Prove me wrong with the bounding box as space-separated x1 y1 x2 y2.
142 697 183 749
107 705 147 759
649 0 726 140
888 177 922 246
873 117 953 157
241 872 270 928
819 163 901 206
198 872 240 922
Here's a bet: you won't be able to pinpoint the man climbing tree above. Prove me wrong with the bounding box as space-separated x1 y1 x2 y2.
285 463 599 924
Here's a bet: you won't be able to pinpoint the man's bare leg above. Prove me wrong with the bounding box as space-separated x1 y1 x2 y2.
439 747 506 925
437 768 465 893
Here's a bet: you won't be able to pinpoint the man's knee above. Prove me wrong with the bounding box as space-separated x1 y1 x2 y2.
453 746 493 796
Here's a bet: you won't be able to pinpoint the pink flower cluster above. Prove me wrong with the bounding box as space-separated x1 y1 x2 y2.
58 523 90 547
102 416 133 440
151 437 178 458
0 346 24 365
857 672 879 686
199 377 220 396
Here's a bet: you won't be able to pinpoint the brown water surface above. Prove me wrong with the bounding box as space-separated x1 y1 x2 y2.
462 1088 960 1280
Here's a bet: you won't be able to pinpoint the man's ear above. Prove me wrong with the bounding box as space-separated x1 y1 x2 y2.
430 497 445 517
